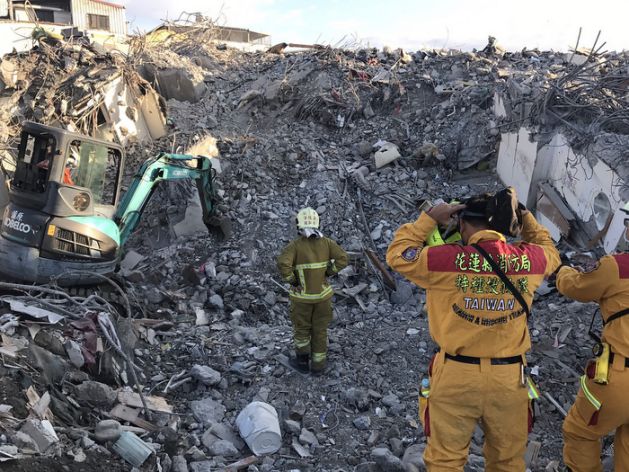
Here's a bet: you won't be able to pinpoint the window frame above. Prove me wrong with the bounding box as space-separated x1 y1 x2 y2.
87 13 110 31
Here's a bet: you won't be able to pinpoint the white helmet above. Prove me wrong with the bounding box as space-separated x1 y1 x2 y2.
296 207 319 229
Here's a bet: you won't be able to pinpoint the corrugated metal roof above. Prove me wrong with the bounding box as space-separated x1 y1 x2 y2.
86 0 124 9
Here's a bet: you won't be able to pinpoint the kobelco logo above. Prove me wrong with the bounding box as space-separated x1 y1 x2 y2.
4 210 34 234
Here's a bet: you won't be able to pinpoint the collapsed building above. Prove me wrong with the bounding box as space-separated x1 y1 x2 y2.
0 32 167 156
494 48 629 254
0 23 627 472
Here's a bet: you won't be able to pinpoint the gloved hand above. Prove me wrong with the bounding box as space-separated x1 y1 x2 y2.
517 202 529 216
487 187 522 237
427 203 466 226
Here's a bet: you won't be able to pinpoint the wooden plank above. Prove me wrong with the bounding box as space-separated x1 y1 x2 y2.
225 456 260 471
25 386 52 420
117 391 173 414
110 404 159 432
365 249 397 290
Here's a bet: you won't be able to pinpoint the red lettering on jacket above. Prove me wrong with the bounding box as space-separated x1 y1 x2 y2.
426 240 546 275
614 254 629 279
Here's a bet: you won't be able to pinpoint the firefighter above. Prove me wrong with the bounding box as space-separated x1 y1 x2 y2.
386 189 560 471
558 203 629 472
277 207 348 375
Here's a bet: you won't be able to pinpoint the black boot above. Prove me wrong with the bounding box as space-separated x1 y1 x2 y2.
289 353 310 374
311 360 326 376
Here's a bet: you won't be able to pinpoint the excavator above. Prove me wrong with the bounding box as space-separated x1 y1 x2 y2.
0 122 220 284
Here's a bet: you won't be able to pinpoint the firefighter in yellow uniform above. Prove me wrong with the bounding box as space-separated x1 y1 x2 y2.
558 203 629 472
277 208 348 375
387 191 560 472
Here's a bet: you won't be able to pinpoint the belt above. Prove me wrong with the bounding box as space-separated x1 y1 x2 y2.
445 352 522 365
608 352 629 367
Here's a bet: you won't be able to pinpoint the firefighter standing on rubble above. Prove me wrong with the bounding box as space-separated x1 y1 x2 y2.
557 202 629 472
277 207 348 375
386 188 560 471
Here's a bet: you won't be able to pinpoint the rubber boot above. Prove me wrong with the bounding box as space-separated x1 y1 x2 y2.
289 353 310 374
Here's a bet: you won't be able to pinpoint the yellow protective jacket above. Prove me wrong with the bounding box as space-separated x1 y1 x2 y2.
386 212 561 357
277 236 348 304
557 254 629 357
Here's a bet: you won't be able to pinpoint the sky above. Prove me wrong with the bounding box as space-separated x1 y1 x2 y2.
120 0 627 52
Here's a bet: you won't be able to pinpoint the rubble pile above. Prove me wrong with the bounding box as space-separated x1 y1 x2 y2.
0 29 627 471
495 46 629 143
0 33 166 156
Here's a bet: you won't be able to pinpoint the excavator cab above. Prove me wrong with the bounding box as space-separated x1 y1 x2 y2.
11 122 124 213
1 123 124 283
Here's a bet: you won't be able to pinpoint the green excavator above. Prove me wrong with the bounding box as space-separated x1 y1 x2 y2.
0 122 220 284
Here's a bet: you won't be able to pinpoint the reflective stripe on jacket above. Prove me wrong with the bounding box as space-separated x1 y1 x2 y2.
277 236 349 304
386 212 560 358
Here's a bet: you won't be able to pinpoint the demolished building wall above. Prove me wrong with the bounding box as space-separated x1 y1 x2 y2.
494 47 629 254
497 128 626 250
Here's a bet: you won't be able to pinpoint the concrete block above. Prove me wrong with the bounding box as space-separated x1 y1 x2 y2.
19 419 58 453
496 128 538 206
155 68 206 102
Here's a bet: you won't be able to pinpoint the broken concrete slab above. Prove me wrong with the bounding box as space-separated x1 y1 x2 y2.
292 438 312 458
299 428 319 447
190 364 222 386
174 200 209 238
64 340 85 368
374 142 401 168
371 447 405 471
19 419 58 453
207 439 238 457
190 397 226 425
75 381 117 409
121 250 146 271
204 421 245 450
118 390 173 413
149 67 207 102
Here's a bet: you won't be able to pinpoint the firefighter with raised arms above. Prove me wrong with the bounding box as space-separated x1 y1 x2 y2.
387 188 560 471
557 202 629 472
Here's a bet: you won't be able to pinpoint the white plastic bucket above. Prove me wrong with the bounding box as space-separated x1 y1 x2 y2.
236 401 282 455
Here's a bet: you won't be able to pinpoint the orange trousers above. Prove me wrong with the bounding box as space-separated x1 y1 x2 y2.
563 356 629 472
420 352 529 471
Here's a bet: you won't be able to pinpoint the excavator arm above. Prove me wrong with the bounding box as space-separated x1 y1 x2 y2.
114 153 217 246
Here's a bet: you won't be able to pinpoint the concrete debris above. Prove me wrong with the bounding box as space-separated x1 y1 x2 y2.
94 420 123 443
63 340 85 368
291 438 312 458
374 141 402 168
298 428 319 447
0 37 167 150
18 419 58 453
190 364 222 386
353 415 372 430
371 447 405 471
74 381 117 409
191 397 226 425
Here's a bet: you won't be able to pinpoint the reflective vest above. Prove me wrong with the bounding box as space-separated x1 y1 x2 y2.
277 236 349 304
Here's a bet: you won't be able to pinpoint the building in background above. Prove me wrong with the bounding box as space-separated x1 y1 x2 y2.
0 0 127 54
